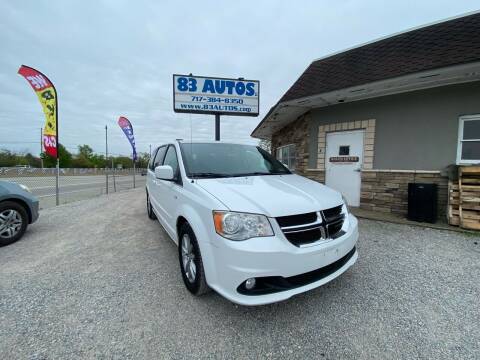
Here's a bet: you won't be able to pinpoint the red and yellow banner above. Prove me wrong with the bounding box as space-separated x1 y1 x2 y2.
18 65 58 158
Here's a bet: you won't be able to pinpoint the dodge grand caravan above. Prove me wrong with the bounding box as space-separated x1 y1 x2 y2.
146 141 358 305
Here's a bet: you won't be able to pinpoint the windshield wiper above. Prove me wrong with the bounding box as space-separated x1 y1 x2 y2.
190 172 233 179
231 171 289 177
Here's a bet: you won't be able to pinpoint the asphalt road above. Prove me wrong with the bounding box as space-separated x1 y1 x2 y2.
2 175 146 208
0 189 479 359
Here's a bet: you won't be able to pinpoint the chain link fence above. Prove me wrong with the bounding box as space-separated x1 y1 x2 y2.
0 167 146 209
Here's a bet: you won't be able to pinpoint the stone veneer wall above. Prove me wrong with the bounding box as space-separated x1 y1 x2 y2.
360 170 448 217
302 169 326 183
271 115 448 218
271 113 326 183
271 113 310 173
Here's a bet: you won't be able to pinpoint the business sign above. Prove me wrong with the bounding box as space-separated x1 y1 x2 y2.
117 116 137 161
18 65 58 158
173 75 259 116
329 156 359 163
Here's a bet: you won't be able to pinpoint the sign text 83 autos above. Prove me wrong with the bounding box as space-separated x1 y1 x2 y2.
176 77 256 96
173 75 259 116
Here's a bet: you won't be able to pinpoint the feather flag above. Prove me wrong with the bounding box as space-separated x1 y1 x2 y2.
18 65 58 158
117 116 137 161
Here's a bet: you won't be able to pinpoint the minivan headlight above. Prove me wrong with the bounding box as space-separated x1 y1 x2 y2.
213 211 274 240
341 195 349 214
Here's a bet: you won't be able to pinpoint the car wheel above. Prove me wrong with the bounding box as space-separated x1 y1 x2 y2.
178 223 210 296
146 193 156 220
0 201 28 247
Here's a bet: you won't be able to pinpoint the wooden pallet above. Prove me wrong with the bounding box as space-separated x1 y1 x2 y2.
448 181 459 226
458 166 480 230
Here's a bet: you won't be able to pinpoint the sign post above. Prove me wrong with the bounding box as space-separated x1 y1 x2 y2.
215 113 220 141
173 75 260 141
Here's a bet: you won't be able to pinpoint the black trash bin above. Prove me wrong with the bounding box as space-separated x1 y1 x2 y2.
407 183 437 223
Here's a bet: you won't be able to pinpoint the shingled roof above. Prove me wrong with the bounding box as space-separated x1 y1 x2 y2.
279 12 480 103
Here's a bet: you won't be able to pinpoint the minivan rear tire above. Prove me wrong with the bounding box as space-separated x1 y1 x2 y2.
178 222 210 296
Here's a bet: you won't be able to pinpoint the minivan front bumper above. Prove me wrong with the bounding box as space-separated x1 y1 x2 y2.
205 213 359 306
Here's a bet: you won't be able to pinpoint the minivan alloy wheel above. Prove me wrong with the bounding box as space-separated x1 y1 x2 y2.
181 233 197 283
0 209 22 239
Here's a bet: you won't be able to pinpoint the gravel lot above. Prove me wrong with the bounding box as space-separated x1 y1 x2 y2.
1 188 479 359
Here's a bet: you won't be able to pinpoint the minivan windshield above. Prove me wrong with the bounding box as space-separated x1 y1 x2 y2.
180 143 291 178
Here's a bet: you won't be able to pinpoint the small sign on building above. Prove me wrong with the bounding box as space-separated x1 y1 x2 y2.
329 156 360 163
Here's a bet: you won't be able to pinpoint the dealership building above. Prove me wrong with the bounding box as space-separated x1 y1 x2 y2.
252 12 480 218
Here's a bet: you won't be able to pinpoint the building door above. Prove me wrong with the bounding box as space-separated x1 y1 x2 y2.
325 130 364 206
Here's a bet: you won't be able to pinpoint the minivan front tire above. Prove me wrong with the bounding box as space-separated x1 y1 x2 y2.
178 223 210 296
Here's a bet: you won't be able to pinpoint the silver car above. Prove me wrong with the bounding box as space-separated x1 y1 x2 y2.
0 181 39 246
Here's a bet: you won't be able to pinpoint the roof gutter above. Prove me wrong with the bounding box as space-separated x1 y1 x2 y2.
251 61 480 139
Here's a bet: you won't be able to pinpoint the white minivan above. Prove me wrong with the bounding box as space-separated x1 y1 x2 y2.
146 141 358 305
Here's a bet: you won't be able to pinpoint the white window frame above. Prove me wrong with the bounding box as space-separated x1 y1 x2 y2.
457 114 480 165
276 144 296 170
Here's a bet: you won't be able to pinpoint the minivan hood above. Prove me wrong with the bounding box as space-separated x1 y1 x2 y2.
195 174 343 217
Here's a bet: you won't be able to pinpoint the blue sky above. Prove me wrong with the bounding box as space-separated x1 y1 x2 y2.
1 0 479 156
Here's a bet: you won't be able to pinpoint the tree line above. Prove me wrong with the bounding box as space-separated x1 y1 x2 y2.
0 144 149 168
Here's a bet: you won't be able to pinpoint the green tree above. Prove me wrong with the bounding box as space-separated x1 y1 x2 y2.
0 149 17 167
78 144 94 159
90 153 106 168
42 144 72 168
0 150 41 167
137 152 150 168
113 156 133 169
24 153 42 167
73 144 94 168
71 156 91 168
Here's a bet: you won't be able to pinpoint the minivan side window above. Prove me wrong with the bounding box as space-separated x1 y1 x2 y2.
163 145 180 179
148 148 158 170
151 146 167 170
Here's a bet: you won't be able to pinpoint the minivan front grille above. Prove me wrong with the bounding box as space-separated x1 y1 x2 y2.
283 227 324 245
276 205 345 247
276 212 317 227
323 205 343 222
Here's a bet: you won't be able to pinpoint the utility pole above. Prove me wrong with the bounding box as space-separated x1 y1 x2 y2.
149 144 152 158
105 125 109 194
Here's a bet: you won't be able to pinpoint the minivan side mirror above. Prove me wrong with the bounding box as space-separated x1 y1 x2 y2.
155 165 174 180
